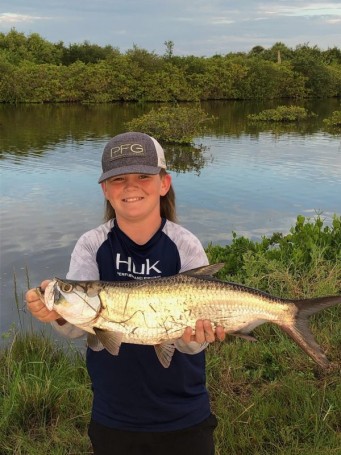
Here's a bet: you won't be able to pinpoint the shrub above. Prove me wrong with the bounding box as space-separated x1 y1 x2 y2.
248 105 317 122
125 104 215 144
206 214 341 298
323 110 341 127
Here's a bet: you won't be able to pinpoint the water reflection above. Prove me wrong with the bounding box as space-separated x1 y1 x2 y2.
164 144 211 175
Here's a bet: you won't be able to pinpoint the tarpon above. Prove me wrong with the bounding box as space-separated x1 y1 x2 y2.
43 263 340 368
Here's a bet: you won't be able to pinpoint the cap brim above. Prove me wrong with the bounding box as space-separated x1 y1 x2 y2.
98 165 162 183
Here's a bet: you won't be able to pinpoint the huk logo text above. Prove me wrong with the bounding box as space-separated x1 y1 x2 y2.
116 254 161 275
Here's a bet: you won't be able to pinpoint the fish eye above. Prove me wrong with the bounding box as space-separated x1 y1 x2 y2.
60 283 73 293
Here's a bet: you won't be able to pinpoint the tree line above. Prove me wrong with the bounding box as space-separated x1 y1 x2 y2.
0 29 340 103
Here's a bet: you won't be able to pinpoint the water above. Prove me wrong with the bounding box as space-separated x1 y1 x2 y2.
1 101 340 337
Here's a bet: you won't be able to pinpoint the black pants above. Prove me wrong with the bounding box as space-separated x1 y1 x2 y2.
88 414 217 455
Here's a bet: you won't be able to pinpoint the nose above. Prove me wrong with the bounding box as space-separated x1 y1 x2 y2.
124 175 140 188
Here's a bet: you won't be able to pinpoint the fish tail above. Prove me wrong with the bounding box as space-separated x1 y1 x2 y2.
281 295 340 368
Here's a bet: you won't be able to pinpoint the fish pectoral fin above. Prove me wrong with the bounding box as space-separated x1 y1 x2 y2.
154 343 176 368
87 333 105 351
229 332 258 342
93 328 123 356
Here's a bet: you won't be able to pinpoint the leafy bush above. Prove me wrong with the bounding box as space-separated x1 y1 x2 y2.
323 110 341 127
247 105 317 122
125 104 215 144
206 214 341 298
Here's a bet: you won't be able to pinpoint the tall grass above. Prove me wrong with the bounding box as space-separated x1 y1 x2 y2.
0 215 340 454
208 311 341 454
0 332 92 454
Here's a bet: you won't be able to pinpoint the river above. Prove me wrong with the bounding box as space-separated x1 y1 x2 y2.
1 100 340 337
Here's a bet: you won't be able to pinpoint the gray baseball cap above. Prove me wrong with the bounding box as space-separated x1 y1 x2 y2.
98 132 167 183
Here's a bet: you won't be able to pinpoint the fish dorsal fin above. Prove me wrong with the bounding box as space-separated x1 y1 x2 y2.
182 263 224 277
93 328 123 356
87 333 105 352
154 343 176 368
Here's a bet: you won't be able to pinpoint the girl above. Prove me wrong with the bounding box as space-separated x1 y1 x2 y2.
26 132 225 455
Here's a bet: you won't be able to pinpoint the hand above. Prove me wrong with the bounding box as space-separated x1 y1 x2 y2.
181 319 226 344
25 280 64 323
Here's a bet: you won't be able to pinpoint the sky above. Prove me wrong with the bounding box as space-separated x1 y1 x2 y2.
1 1 340 56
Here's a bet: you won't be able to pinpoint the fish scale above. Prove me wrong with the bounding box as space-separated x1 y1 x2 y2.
97 279 285 343
44 263 341 368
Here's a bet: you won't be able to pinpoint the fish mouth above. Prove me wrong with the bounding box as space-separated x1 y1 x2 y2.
44 280 59 310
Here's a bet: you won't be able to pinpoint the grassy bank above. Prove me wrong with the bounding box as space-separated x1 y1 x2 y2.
1 215 340 454
0 333 92 454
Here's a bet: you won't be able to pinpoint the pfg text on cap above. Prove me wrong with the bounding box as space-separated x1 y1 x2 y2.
98 132 167 183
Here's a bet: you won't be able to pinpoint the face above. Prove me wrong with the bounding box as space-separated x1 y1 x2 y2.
101 173 171 224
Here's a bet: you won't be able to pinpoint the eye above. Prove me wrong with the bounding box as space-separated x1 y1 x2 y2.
108 176 124 183
139 174 151 180
60 283 73 293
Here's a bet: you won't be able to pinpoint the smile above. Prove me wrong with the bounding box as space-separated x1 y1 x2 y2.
122 197 144 202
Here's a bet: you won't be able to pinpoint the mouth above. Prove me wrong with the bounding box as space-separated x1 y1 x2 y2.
122 197 144 203
44 280 59 310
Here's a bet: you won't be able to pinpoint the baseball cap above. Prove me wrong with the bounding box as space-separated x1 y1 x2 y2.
98 132 167 183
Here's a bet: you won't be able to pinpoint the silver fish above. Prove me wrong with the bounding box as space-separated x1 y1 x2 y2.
44 263 340 368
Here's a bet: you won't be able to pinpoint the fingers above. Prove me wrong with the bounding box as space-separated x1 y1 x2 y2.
25 281 60 323
181 326 193 344
215 325 226 342
40 280 52 292
195 320 216 343
181 320 226 344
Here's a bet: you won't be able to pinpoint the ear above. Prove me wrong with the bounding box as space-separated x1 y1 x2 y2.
160 173 172 196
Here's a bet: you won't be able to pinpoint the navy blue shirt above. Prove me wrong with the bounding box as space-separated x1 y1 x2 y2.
67 218 210 431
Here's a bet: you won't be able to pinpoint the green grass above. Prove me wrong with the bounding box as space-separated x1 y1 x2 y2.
1 311 340 454
207 312 341 454
1 214 340 454
0 332 92 454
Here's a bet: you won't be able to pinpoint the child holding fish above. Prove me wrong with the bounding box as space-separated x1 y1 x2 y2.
26 132 225 455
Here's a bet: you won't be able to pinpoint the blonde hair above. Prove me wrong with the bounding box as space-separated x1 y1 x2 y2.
103 170 177 223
